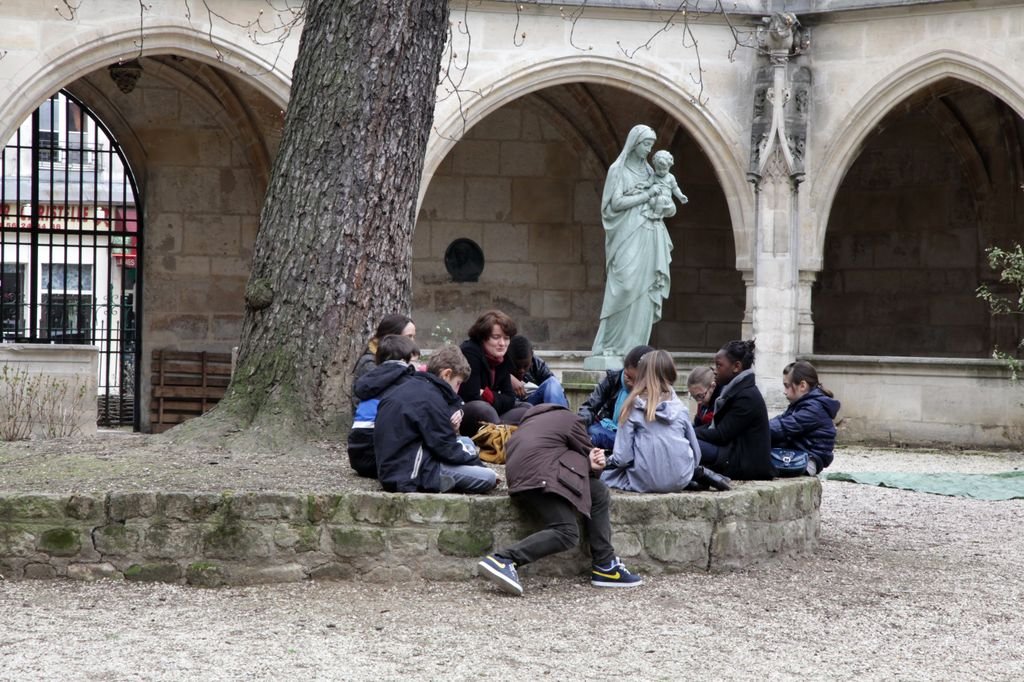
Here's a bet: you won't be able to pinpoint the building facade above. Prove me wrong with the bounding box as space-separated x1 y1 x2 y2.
1 0 1022 444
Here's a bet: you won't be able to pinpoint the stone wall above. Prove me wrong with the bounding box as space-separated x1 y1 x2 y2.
0 345 97 437
413 95 743 351
806 354 1024 448
67 58 280 430
814 85 1021 358
0 479 820 584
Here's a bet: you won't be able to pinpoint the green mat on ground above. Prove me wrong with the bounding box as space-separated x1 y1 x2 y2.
824 470 1024 500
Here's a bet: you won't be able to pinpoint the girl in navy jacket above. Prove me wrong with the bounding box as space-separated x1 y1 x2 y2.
769 360 841 476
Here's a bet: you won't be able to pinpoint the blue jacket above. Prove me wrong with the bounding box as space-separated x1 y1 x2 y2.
769 387 840 470
346 361 415 478
375 372 480 492
602 393 700 493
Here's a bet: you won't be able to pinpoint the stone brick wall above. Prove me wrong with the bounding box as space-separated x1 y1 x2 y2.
0 479 820 584
70 59 281 430
815 85 1024 358
413 95 743 351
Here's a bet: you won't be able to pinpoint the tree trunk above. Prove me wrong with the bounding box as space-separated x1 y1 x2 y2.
169 0 450 448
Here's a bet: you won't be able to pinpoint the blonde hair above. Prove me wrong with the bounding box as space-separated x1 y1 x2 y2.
619 350 677 425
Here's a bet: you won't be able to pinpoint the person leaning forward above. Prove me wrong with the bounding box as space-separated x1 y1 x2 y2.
476 404 642 596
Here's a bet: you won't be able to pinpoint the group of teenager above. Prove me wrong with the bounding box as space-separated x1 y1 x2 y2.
349 310 840 597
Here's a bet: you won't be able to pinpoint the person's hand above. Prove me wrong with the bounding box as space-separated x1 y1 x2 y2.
510 375 527 399
680 194 689 204
450 409 464 431
589 447 606 472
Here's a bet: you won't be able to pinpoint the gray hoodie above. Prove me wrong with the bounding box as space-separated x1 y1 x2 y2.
601 391 700 493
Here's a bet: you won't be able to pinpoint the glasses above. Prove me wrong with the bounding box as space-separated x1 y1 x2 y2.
690 390 708 402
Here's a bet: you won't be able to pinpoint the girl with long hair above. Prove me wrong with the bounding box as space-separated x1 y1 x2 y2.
600 350 704 493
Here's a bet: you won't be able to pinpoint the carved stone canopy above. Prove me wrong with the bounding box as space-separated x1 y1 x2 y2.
108 59 143 94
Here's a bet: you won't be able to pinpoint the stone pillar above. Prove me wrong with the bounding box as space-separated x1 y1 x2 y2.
746 13 811 410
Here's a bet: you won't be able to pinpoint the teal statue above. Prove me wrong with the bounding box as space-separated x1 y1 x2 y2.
587 124 684 368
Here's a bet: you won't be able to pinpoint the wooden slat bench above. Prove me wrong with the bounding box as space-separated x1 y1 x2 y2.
150 350 232 433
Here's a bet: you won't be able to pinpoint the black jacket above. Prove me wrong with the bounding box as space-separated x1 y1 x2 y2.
769 387 841 470
695 371 775 480
375 372 479 492
458 339 518 415
522 356 555 385
577 370 624 425
350 350 376 409
346 361 415 478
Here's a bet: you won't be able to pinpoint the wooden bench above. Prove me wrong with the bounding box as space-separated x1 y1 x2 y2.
150 350 231 433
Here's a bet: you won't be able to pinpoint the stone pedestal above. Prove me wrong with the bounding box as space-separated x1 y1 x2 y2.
582 354 623 371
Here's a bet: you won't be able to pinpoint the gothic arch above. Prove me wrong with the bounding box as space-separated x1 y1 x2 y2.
424 56 756 270
810 49 1024 270
0 17 291 148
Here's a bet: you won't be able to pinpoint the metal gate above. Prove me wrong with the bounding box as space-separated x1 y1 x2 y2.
1 90 142 428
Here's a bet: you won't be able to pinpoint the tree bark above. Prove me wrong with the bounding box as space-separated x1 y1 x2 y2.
169 0 450 448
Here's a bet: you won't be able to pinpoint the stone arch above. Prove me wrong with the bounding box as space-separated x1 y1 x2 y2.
0 17 291 147
424 56 755 269
810 50 1024 269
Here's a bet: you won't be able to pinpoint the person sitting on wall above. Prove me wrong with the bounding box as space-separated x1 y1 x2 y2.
686 365 718 427
601 350 729 493
769 360 840 476
375 345 497 494
506 335 569 408
476 403 643 596
457 310 531 437
347 334 418 479
576 345 653 450
351 313 417 409
694 339 776 480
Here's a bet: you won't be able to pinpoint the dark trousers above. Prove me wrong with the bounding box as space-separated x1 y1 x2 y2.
697 439 722 470
497 478 616 568
460 400 531 437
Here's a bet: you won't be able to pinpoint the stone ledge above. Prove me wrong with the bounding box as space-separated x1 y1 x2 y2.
0 478 820 585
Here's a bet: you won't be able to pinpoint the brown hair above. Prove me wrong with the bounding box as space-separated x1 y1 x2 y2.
374 314 413 340
686 365 714 388
619 349 677 426
426 345 471 380
467 310 517 344
375 335 419 364
783 360 834 398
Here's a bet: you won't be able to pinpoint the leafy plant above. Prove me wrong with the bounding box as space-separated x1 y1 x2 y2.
976 244 1024 379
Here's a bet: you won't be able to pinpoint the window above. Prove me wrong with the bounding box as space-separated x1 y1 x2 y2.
40 263 94 343
1 263 26 340
38 95 59 164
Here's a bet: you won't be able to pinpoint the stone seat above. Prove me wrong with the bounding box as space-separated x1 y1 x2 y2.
0 478 820 585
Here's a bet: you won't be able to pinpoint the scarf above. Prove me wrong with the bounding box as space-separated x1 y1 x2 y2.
711 368 755 427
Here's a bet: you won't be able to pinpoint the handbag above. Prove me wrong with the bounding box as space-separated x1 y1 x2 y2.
770 448 809 477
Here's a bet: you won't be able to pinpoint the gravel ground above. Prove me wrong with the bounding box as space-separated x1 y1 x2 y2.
1 443 1023 680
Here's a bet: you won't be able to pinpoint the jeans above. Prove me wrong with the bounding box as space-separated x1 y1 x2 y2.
524 377 569 408
588 422 617 450
697 439 721 469
495 478 616 568
461 400 531 437
438 462 497 494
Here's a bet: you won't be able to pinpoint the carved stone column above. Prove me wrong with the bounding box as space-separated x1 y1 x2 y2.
746 13 811 409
